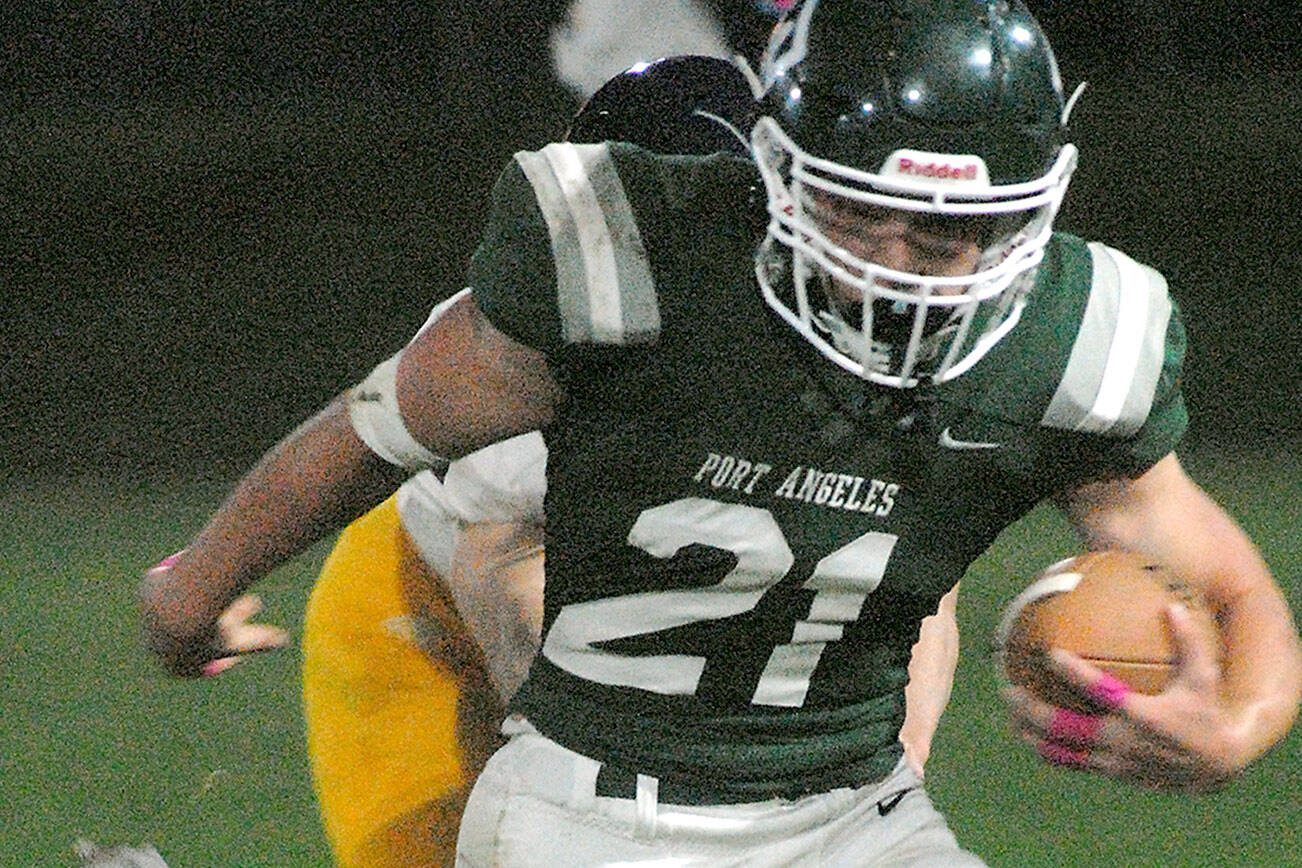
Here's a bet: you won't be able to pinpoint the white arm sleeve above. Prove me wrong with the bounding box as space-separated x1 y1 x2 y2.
346 288 473 471
347 353 444 470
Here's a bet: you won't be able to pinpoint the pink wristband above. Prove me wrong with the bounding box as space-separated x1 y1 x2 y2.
1047 708 1103 745
147 549 187 574
1087 673 1131 711
202 658 237 677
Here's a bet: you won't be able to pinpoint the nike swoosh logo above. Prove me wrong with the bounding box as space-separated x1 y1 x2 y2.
938 427 1001 450
877 788 911 816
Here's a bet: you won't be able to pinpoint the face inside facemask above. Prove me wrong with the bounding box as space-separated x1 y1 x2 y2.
753 116 1077 387
804 189 1021 373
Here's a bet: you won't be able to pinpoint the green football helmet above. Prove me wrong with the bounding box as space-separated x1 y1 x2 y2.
753 0 1078 387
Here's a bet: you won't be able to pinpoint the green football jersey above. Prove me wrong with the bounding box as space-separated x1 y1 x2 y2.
468 142 1186 802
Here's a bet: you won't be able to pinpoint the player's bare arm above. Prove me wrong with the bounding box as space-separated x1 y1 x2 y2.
138 398 409 676
1010 452 1302 790
899 583 960 776
139 292 559 677
396 293 561 460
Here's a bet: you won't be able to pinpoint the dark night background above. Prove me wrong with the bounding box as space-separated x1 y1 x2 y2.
3 0 1300 482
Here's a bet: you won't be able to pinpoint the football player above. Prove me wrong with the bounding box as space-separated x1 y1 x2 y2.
176 56 957 868
142 1 1302 865
300 433 545 868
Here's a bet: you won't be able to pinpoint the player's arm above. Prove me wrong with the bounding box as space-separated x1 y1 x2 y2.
140 294 560 677
899 582 960 777
1015 451 1302 789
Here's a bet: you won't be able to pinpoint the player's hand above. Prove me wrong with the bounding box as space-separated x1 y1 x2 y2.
198 594 292 676
139 553 290 678
1003 602 1243 793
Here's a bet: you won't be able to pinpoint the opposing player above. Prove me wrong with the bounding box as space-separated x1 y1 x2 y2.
142 1 1301 865
301 433 545 868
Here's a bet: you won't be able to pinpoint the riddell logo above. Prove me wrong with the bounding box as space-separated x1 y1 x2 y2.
895 157 979 181
881 150 990 185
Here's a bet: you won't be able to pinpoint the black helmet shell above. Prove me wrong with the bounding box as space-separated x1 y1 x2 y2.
763 0 1066 184
567 55 757 155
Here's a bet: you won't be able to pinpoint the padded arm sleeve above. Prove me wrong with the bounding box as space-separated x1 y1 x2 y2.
345 289 472 471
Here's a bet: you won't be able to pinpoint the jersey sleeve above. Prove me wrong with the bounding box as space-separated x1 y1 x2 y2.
1038 240 1188 478
1079 301 1187 477
1010 239 1187 481
468 142 664 356
466 155 567 354
440 432 548 525
955 236 1188 485
394 431 548 576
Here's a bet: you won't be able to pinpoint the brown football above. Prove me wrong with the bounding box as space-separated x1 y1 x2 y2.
997 550 1219 713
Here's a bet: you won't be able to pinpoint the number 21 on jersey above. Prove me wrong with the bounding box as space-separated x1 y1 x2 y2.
542 497 898 708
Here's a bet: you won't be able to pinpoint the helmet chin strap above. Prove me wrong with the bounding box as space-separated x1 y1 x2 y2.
815 300 959 379
824 265 964 342
816 308 889 370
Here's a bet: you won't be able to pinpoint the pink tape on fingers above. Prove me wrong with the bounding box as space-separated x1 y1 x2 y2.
1038 741 1089 767
147 549 187 574
202 658 238 677
1047 708 1103 745
1087 673 1131 711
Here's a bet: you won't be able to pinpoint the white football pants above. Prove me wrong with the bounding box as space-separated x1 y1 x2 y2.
456 716 985 867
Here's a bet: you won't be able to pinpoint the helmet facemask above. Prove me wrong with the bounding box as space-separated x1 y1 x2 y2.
754 117 1077 388
751 0 1079 388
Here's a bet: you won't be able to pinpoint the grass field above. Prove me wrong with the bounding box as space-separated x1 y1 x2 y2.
2 441 1298 867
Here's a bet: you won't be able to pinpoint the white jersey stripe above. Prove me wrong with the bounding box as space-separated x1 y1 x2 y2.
542 143 627 342
516 143 659 345
1080 247 1151 432
1115 253 1172 436
1086 246 1170 434
1041 242 1170 436
580 146 660 343
515 149 592 342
